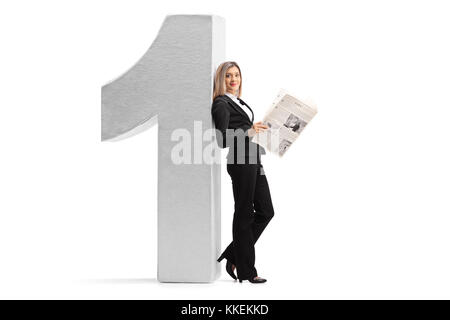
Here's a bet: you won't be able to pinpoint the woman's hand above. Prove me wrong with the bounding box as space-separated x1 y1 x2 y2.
248 121 269 137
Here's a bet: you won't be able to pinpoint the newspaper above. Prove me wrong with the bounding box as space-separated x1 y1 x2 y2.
251 89 318 157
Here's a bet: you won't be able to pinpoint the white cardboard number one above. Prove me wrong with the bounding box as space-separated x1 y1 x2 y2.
101 15 225 282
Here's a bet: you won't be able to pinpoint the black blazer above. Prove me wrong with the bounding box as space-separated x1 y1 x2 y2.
211 94 266 162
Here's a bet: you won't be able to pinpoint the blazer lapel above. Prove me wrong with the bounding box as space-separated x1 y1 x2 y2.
237 97 254 123
223 94 253 124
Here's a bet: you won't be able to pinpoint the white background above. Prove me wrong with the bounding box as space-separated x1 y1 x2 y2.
1 0 449 299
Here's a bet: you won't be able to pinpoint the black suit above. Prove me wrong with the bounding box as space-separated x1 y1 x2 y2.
212 94 275 280
211 95 266 165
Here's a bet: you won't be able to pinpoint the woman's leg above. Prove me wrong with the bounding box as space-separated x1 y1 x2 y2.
220 164 274 268
252 164 275 243
226 163 259 280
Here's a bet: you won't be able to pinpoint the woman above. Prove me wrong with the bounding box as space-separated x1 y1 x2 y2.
212 61 275 284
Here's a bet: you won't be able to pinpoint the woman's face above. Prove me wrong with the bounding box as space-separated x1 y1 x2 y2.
225 66 240 95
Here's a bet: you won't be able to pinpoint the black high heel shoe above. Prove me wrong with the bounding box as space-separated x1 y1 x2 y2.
217 254 237 280
239 276 267 284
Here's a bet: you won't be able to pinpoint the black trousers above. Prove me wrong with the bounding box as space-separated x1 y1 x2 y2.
219 161 275 280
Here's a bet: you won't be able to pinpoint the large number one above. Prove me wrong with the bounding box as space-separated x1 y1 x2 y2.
101 15 225 282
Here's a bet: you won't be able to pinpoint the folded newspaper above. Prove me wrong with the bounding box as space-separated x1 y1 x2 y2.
251 89 318 157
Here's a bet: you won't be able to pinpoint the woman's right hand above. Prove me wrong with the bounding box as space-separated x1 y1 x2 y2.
248 121 269 137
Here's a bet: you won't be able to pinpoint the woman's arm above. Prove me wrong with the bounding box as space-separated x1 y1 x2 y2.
211 99 251 149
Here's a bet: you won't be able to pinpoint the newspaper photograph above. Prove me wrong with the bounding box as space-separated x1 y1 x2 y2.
251 89 318 157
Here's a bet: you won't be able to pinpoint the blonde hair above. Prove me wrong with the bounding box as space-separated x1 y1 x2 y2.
213 61 242 100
